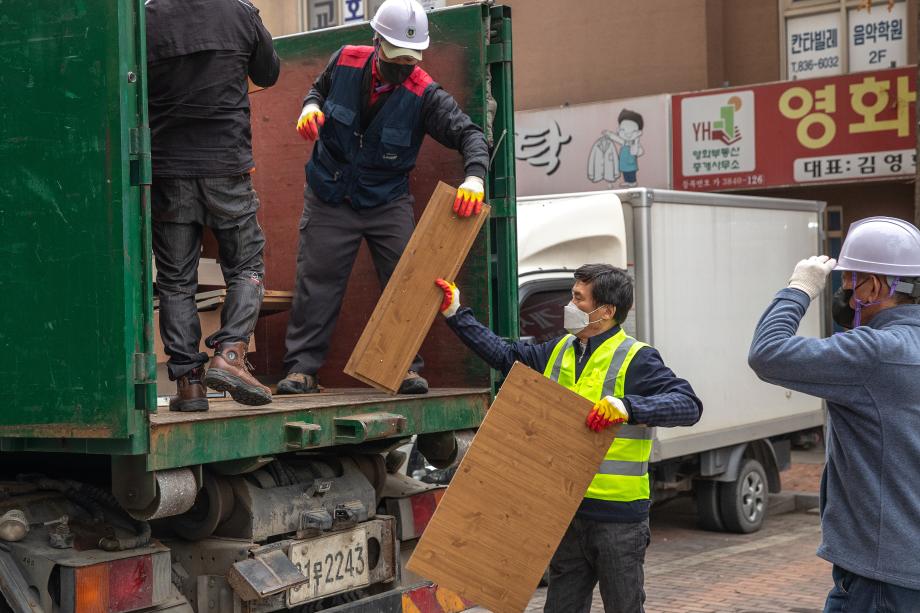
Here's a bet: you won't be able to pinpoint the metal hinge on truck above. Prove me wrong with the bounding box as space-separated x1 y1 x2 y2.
129 126 152 186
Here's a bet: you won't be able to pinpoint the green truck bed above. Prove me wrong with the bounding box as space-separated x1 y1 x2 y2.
0 1 516 468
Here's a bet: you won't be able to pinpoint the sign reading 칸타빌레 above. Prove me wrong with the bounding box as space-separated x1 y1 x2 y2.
786 11 844 80
672 66 917 192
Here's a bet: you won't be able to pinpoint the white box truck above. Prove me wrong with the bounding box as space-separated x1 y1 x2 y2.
517 188 826 533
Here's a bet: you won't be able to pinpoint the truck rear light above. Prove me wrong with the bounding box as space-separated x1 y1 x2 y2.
388 488 446 540
409 489 445 536
66 552 169 613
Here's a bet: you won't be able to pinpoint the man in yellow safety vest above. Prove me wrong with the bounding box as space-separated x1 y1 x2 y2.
435 264 702 613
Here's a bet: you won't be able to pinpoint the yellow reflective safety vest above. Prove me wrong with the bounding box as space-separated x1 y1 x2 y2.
543 329 654 504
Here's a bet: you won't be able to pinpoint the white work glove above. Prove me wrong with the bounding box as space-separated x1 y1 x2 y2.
788 255 837 300
296 103 325 140
435 279 460 318
453 176 485 217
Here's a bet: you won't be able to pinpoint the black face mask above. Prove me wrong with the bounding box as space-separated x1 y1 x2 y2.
831 288 856 329
376 57 414 85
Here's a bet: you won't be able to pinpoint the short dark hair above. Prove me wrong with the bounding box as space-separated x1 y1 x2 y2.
618 109 644 131
573 264 634 324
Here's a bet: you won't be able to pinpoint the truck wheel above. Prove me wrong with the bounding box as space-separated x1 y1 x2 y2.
694 480 725 532
719 459 767 533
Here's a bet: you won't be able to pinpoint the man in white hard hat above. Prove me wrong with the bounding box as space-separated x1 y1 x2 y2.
748 216 920 611
279 0 489 396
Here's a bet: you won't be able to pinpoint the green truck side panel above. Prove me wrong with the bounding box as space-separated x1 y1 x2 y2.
0 0 155 443
0 3 514 467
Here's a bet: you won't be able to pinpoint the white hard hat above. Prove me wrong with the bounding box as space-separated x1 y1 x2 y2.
371 0 430 53
835 216 920 277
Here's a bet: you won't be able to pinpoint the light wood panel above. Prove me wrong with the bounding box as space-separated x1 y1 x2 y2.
407 362 620 613
344 182 490 393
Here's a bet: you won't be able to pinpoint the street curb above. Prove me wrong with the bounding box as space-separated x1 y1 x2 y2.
769 492 820 515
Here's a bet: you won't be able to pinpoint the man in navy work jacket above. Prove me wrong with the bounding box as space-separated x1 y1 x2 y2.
278 0 489 396
748 216 920 612
146 0 280 411
435 264 702 613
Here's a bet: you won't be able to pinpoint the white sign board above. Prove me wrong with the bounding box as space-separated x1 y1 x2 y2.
514 95 669 197
786 12 843 79
848 2 907 73
680 90 756 177
340 0 365 24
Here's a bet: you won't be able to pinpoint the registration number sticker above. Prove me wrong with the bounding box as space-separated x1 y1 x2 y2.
287 528 370 605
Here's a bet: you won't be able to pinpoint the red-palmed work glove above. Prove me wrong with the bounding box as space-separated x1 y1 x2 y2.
435 279 460 318
296 103 325 141
453 176 485 217
586 396 629 432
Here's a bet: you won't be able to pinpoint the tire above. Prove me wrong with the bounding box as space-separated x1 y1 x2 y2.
719 458 768 533
694 479 725 532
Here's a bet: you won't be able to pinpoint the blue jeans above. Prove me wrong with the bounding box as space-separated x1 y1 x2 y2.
824 565 920 613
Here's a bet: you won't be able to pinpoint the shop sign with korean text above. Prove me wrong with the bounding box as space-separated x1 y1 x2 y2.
515 95 670 197
848 1 907 73
671 66 916 192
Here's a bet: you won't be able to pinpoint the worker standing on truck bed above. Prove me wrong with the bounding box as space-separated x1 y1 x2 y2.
277 0 489 396
435 264 702 613
748 216 920 612
146 0 280 411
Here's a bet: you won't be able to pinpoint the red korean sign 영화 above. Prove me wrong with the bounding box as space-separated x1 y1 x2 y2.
671 66 917 192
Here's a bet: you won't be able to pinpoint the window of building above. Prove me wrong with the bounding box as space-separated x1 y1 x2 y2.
780 0 908 80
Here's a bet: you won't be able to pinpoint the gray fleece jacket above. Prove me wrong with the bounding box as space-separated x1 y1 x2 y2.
748 288 920 590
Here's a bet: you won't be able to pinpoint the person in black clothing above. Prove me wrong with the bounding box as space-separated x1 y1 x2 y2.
146 0 280 412
277 0 489 396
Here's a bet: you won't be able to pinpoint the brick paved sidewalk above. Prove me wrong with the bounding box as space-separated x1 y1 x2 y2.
468 456 831 613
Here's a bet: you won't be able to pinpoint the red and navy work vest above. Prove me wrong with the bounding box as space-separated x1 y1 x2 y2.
307 45 435 209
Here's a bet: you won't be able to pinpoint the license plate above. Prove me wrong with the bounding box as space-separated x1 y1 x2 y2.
287 528 370 605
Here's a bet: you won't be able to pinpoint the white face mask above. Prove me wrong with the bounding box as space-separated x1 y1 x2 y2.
563 302 607 335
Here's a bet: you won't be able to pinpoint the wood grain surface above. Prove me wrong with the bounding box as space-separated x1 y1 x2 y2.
344 182 490 393
406 362 620 613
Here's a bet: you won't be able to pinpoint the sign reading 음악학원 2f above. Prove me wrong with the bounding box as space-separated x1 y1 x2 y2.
848 1 908 73
672 66 917 192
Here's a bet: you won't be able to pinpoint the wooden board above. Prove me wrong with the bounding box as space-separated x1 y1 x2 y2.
344 182 490 393
406 363 620 613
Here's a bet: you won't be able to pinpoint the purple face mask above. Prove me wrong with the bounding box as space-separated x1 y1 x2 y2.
852 271 899 327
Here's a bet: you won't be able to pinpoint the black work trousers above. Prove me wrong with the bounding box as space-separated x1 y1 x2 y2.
544 517 650 613
152 174 266 380
283 186 423 376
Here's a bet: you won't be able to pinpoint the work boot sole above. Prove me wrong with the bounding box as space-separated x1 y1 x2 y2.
169 398 209 412
398 380 429 395
204 369 272 406
276 380 319 395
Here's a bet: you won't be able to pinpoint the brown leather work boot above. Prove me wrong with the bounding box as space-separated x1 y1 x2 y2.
204 341 272 406
398 371 429 395
169 367 209 412
276 372 320 395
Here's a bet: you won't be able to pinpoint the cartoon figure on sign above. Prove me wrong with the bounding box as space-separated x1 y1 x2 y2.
588 108 645 187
